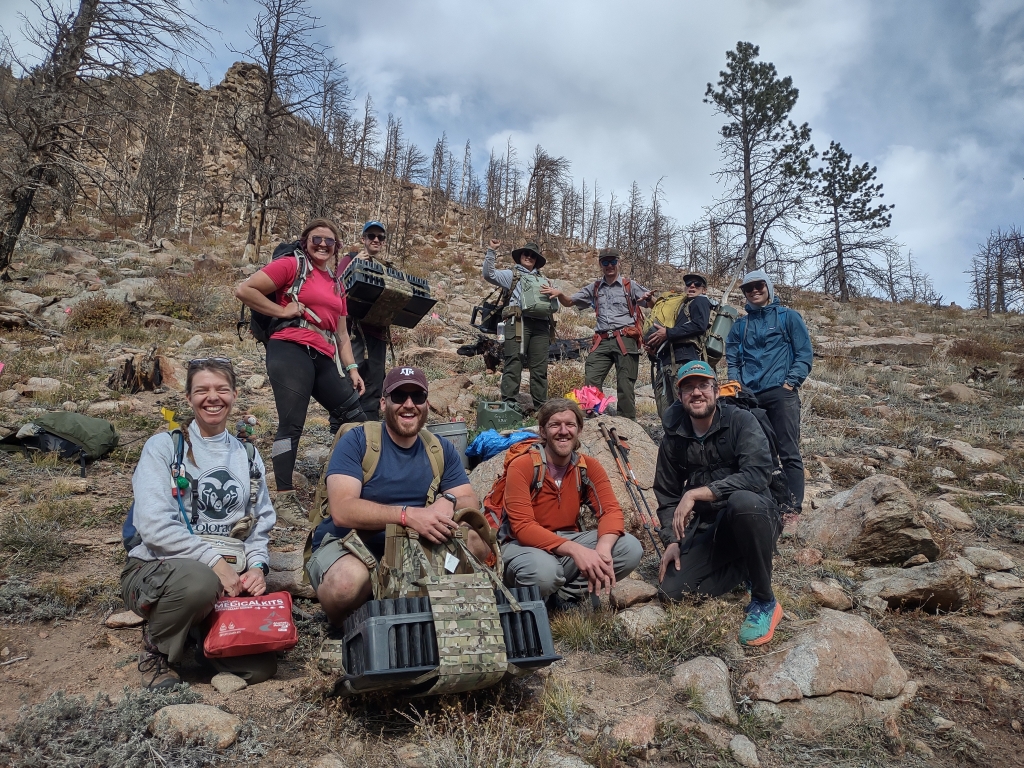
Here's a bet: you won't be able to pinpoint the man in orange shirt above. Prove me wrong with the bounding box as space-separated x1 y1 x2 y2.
497 399 643 608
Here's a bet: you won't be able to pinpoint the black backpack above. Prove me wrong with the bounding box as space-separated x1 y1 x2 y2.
718 388 793 509
237 241 312 343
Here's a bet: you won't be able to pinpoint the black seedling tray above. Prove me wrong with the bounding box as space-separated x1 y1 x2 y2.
342 260 437 328
338 586 560 693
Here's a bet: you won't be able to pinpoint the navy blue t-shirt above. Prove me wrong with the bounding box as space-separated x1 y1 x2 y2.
312 424 470 554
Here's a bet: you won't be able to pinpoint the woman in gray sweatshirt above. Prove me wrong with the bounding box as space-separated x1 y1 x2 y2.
121 358 278 689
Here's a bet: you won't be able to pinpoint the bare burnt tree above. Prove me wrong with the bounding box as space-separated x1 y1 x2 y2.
968 227 1024 314
231 0 339 262
705 41 815 272
0 0 209 273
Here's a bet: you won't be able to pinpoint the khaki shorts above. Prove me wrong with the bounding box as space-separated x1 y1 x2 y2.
306 533 351 593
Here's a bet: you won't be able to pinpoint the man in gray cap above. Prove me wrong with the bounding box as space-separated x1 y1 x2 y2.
645 273 712 417
346 221 390 419
483 239 557 410
544 249 652 419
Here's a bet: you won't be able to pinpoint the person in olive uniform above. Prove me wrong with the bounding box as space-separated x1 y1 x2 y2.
544 249 652 419
483 239 555 410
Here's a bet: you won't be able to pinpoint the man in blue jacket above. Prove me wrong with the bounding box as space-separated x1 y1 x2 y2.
725 270 813 516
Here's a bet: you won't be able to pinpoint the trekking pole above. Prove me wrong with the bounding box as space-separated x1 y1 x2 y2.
598 422 663 556
607 425 661 534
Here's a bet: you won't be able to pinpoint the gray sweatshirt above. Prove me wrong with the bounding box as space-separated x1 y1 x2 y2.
482 248 536 309
127 421 275 569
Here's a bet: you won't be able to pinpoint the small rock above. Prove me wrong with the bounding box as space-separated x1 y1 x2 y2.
670 656 738 725
729 734 760 768
181 334 204 352
923 499 976 531
931 467 957 480
984 572 1024 590
104 611 145 628
38 631 48 639
953 557 978 577
974 472 1011 485
211 672 248 694
309 756 345 768
912 739 935 758
793 548 823 567
395 743 430 768
979 650 1024 669
963 546 1015 572
0 390 21 404
613 603 666 640
857 561 970 612
936 438 1005 467
938 384 979 404
142 313 182 329
244 374 266 391
932 716 955 733
15 377 62 396
809 580 853 610
610 714 656 746
302 443 331 465
539 750 596 768
1 646 8 657
149 704 241 749
610 579 658 609
903 554 929 567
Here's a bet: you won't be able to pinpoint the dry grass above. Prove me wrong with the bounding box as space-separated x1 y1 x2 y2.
66 297 134 331
547 361 586 398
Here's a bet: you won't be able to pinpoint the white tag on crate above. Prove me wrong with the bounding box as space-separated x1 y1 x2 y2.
444 553 460 573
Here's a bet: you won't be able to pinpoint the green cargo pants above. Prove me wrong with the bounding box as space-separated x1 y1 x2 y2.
121 558 277 683
585 335 640 420
501 316 550 408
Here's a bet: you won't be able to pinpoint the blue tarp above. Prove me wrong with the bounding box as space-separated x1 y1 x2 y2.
466 429 536 462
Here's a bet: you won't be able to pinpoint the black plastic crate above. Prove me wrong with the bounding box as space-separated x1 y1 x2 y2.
338 586 560 693
342 259 437 328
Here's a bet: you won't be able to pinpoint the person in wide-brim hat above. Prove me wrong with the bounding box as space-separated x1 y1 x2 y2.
512 242 546 270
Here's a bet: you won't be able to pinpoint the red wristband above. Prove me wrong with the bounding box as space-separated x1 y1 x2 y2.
400 506 407 527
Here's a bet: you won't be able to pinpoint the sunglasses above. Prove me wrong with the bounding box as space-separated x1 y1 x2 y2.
309 236 336 248
365 233 386 242
388 389 427 405
742 282 767 294
685 280 704 288
678 378 715 395
600 258 619 266
188 357 232 369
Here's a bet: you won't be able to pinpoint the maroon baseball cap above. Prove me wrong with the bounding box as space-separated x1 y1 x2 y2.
382 366 428 394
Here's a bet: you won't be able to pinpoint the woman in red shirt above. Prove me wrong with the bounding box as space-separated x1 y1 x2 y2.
236 218 365 526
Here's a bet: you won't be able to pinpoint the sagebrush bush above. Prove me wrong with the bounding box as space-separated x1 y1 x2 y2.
66 297 134 331
153 273 222 323
547 361 586 399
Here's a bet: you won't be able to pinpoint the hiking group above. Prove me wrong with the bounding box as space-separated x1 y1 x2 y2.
125 222 813 694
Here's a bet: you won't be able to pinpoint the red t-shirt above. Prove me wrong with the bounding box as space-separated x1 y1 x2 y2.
260 256 346 357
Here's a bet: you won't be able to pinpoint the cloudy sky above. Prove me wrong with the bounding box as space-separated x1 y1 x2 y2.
3 0 1022 304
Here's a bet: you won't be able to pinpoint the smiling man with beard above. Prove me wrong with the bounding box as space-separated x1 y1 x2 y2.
497 398 642 610
307 366 485 626
653 361 783 647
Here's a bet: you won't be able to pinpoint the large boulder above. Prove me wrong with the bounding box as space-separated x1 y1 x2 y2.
468 415 658 535
739 609 908 703
797 475 939 564
936 438 1005 467
856 561 971 612
427 374 472 418
751 682 919 738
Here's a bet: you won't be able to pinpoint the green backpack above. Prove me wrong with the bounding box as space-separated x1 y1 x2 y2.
0 412 119 475
513 273 558 318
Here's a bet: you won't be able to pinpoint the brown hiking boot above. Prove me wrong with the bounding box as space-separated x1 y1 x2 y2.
274 490 309 528
138 649 181 690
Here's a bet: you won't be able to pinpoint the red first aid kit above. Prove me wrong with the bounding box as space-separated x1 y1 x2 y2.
203 591 298 658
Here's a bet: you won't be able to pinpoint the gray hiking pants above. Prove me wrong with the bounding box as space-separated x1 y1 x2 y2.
121 558 277 683
501 530 643 598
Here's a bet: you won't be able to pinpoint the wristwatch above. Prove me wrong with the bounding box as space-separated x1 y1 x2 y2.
441 492 458 507
252 562 269 576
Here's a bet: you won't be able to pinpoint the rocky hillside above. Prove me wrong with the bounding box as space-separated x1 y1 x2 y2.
1 222 1023 767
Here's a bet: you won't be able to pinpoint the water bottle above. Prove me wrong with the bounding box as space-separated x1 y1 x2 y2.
497 321 505 343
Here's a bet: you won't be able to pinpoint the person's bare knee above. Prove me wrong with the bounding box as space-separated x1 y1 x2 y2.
462 525 492 563
316 556 371 625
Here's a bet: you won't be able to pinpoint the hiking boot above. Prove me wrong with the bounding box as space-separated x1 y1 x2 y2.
738 598 783 647
274 490 309 528
138 649 181 690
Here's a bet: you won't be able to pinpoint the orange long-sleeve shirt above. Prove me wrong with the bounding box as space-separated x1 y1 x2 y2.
503 451 625 552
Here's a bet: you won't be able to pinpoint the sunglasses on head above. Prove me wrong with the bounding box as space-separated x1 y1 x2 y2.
188 357 232 369
600 257 619 266
309 235 336 248
388 389 427 405
742 282 767 294
365 232 386 242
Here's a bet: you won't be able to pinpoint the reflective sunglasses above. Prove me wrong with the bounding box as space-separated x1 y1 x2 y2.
388 389 427 405
685 279 704 288
309 235 336 248
600 257 619 266
365 232 386 242
678 378 715 395
742 281 767 294
189 357 232 369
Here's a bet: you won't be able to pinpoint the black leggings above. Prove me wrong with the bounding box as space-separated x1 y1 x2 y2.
265 339 364 491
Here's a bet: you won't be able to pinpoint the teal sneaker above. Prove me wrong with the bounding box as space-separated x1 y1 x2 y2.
739 598 782 647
